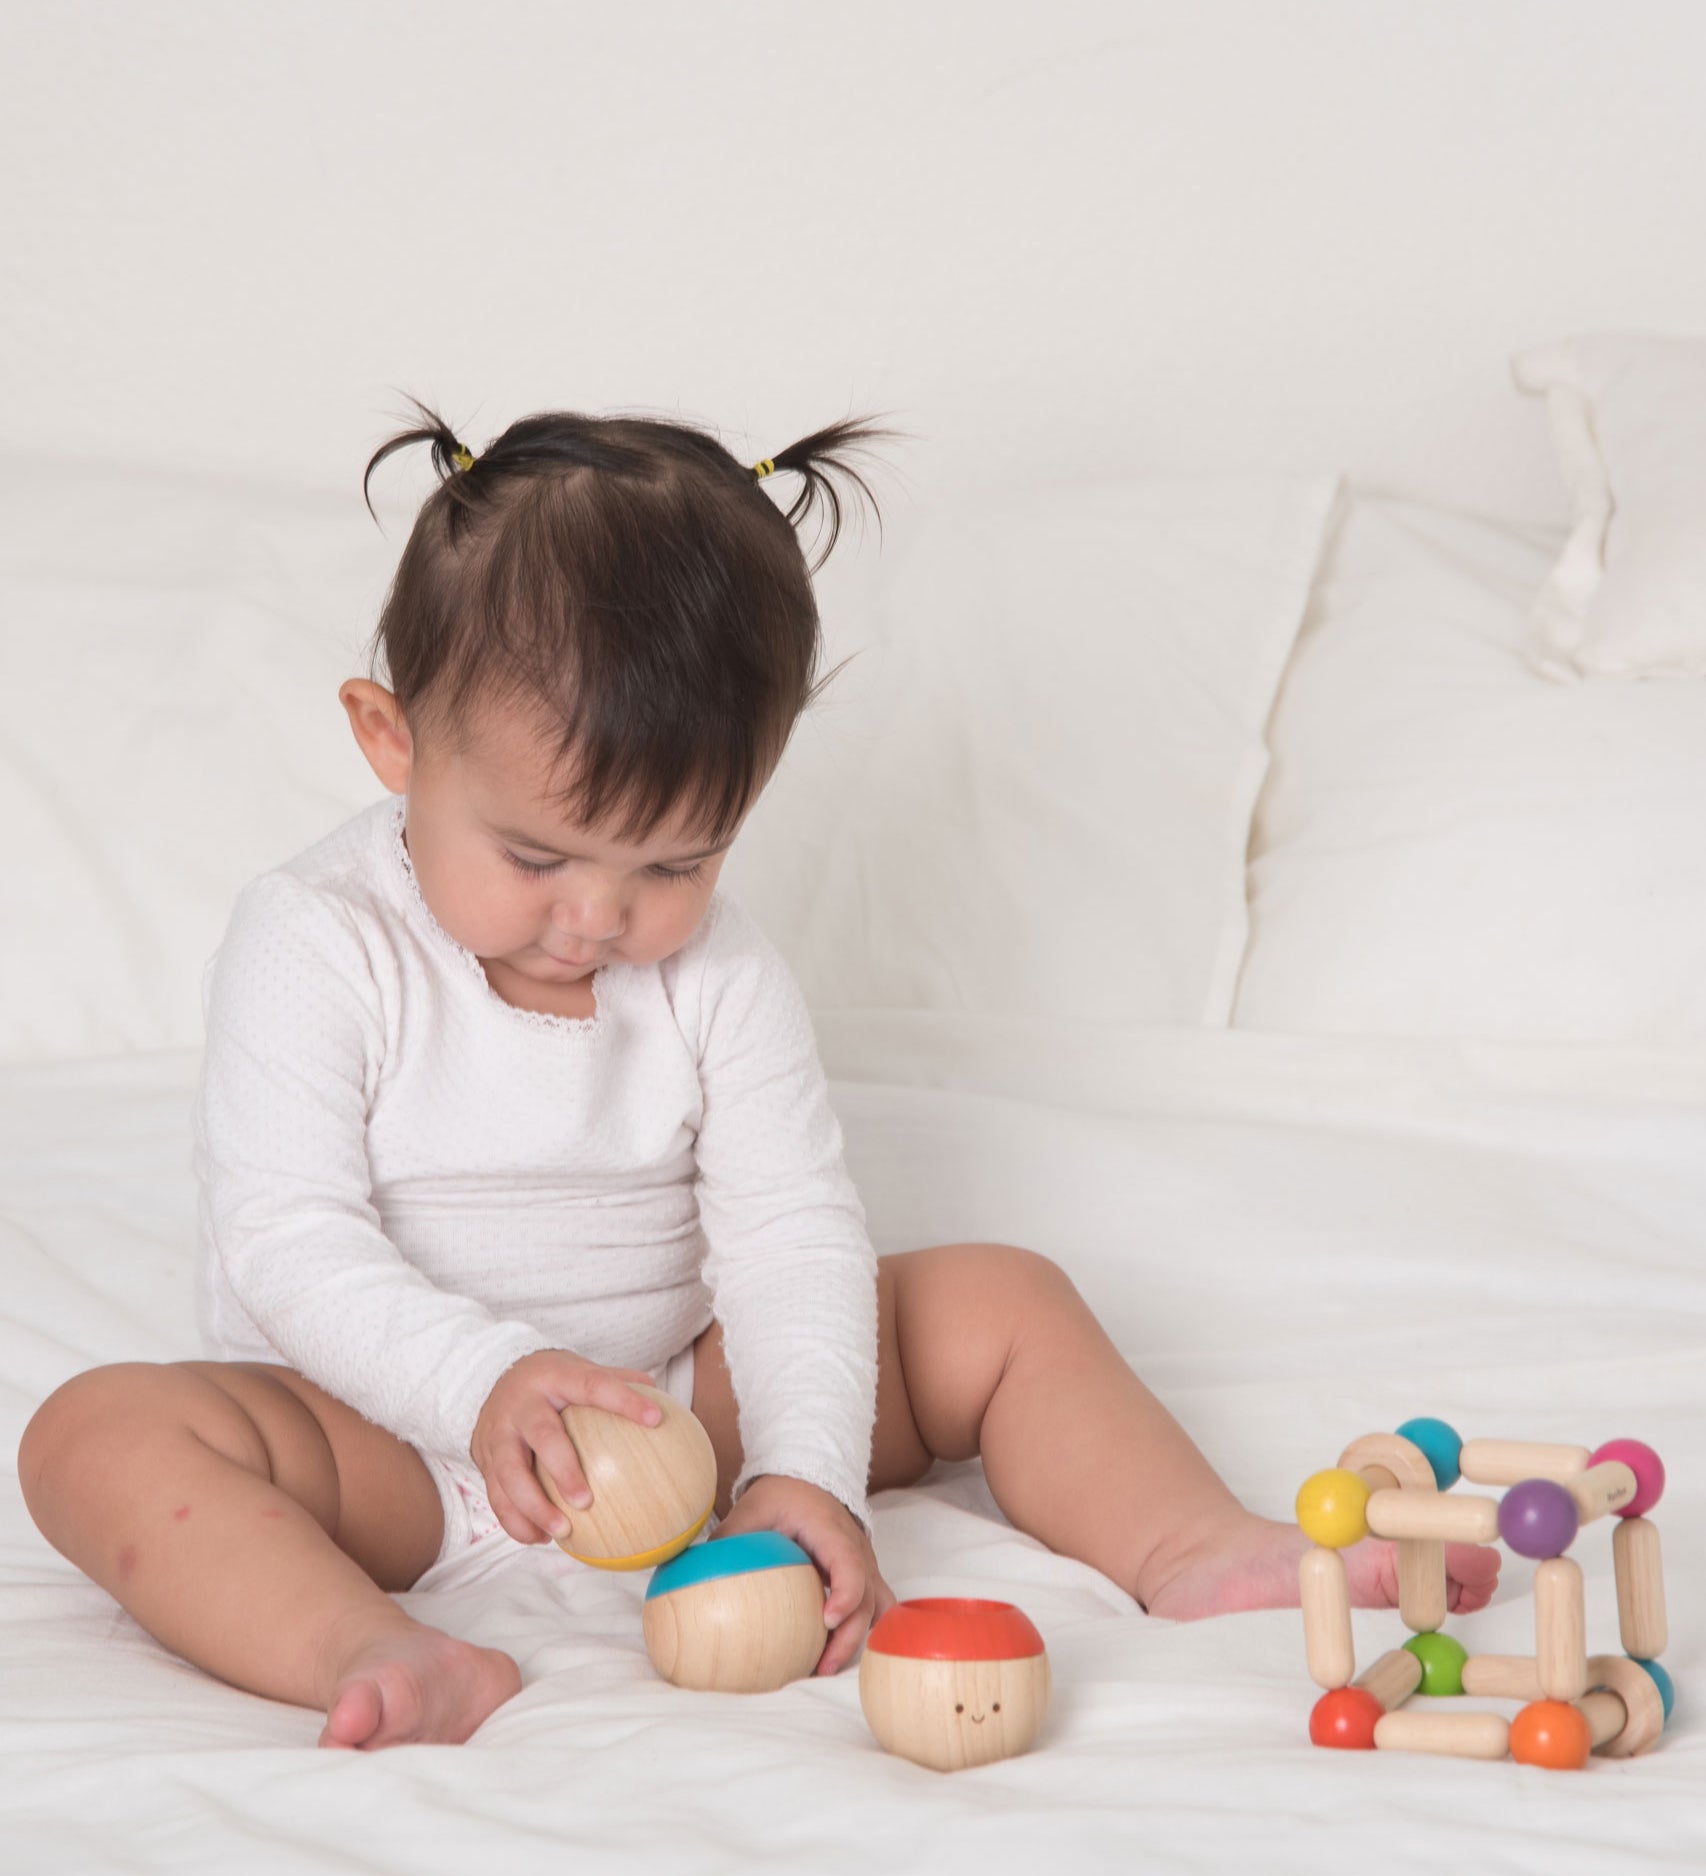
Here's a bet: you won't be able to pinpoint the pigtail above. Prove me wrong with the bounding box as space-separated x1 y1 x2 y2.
756 414 911 574
362 394 480 524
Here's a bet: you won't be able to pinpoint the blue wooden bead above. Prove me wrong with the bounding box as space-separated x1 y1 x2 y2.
1395 1417 1462 1490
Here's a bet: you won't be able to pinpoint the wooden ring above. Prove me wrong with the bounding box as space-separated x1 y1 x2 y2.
1339 1433 1437 1493
1584 1654 1665 1758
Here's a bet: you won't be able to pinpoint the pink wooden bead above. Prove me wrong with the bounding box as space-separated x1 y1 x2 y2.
1589 1439 1664 1517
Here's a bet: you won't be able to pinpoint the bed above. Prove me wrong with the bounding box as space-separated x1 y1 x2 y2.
3 341 1703 1872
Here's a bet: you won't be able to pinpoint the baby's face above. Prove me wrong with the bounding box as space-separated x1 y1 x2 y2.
381 690 738 996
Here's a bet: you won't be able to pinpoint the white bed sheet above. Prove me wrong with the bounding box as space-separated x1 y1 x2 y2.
2 1028 1702 1874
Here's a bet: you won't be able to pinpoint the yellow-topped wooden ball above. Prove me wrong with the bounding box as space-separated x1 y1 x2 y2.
536 1383 718 1571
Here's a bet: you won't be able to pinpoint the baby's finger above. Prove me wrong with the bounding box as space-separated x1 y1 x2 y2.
527 1411 594 1514
498 1442 577 1542
811 1527 869 1631
570 1368 664 1427
815 1589 876 1677
801 1530 871 1675
485 1470 552 1546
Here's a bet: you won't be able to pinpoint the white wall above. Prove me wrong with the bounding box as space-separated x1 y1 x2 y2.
9 0 1706 525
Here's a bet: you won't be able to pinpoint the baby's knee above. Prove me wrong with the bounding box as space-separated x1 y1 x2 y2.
955 1242 1080 1308
18 1360 270 1514
18 1362 163 1511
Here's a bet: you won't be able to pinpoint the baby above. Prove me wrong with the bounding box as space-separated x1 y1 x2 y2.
18 401 1499 1751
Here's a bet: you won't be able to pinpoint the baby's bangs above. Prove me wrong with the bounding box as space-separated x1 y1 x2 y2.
455 474 800 849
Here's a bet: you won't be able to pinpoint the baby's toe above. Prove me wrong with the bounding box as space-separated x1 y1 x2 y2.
1443 1541 1501 1612
1446 1541 1501 1586
320 1678 384 1749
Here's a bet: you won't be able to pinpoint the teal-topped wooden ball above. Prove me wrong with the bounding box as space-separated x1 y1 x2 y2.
643 1532 828 1693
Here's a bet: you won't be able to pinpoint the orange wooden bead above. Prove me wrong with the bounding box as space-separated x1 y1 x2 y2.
1510 1699 1592 1770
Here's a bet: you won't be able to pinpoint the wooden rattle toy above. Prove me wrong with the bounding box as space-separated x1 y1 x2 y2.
860 1598 1051 1772
1296 1420 1671 1769
643 1531 829 1693
536 1382 717 1571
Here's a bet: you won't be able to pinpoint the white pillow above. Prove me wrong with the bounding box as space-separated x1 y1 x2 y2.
726 474 1339 1026
1234 489 1706 1044
1515 333 1706 678
0 462 392 1063
1 462 1333 1062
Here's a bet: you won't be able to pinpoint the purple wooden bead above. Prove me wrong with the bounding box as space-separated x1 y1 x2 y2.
1498 1478 1580 1559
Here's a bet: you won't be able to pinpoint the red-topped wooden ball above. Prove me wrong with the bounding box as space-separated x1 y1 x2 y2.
860 1598 1051 1772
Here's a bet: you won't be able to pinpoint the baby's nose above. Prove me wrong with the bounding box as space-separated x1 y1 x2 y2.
553 899 623 944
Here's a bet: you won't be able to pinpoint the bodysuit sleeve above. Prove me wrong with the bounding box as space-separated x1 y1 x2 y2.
689 895 879 1535
193 871 549 1461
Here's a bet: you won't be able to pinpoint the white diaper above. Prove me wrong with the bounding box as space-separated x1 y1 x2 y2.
412 1340 700 1576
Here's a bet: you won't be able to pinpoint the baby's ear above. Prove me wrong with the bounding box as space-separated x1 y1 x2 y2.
338 679 413 792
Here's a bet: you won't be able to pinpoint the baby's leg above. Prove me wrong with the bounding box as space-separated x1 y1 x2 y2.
882 1244 1499 1620
17 1361 519 1746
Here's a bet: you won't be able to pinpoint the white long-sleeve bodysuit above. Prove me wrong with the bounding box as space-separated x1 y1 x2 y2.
191 794 879 1532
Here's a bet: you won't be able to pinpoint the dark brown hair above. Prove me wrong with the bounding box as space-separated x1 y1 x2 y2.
359 398 905 848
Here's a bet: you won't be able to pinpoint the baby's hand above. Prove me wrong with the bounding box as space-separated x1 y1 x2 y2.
713 1473 895 1677
470 1349 663 1546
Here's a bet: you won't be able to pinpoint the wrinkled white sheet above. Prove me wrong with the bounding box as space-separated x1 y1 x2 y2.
2 1027 1701 1874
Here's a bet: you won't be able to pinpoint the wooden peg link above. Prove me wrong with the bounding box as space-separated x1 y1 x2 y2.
1396 1536 1447 1634
1458 1439 1592 1487
1535 1558 1588 1700
1366 1488 1501 1544
1354 1647 1423 1713
1301 1547 1354 1690
1461 1654 1542 1700
1613 1518 1667 1659
1373 1711 1511 1760
1567 1460 1637 1525
1577 1690 1627 1752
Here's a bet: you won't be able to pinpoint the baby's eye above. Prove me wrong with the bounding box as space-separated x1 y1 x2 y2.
992 1702 1001 1712
954 1703 964 1714
501 852 707 884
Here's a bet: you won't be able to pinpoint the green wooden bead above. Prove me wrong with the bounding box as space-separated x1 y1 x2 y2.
1403 1631 1468 1696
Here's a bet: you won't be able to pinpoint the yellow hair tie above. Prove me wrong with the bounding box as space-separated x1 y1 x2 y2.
451 446 475 472
751 458 776 478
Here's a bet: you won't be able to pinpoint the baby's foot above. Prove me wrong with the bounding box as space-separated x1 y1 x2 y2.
1341 1533 1500 1615
1140 1513 1501 1622
319 1622 522 1749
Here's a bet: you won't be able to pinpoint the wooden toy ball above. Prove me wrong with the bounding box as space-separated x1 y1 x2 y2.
860 1598 1051 1772
643 1532 829 1692
536 1382 717 1571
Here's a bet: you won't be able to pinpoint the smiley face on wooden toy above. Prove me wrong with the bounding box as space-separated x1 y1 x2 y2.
859 1598 1051 1772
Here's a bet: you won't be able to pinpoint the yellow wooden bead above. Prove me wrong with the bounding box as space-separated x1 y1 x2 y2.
1296 1468 1372 1548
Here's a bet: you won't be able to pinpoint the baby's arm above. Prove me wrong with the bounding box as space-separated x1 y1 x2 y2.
195 871 551 1464
690 897 879 1537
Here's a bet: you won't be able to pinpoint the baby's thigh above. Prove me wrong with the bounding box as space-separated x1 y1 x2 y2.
184 1361 444 1591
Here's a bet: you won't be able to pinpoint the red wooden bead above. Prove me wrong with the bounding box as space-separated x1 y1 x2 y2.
1309 1687 1383 1750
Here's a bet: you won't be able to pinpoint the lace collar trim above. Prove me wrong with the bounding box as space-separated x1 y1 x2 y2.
382 794 614 1036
